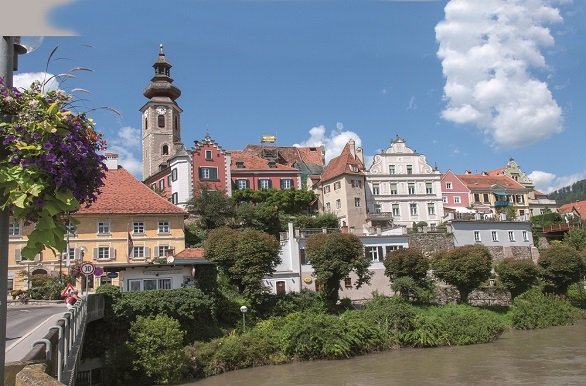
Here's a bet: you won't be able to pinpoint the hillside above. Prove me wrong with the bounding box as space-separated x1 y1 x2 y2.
548 179 586 205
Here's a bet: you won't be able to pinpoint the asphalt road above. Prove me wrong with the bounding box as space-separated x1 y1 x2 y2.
5 304 66 362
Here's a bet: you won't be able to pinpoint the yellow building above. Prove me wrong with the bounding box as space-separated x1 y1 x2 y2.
7 154 188 291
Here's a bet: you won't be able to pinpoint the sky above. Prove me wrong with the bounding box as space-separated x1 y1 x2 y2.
5 0 586 194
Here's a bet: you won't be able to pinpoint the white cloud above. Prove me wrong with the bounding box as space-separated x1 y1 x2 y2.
436 0 564 148
107 126 142 178
529 170 586 193
294 123 363 163
407 96 417 110
13 72 59 92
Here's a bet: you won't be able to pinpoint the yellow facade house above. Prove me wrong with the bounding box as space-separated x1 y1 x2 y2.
7 154 187 292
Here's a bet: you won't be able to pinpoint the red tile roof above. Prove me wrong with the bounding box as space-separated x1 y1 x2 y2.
320 142 364 183
175 248 205 259
456 174 527 191
558 200 586 219
230 150 298 172
243 145 325 168
75 166 187 215
485 167 506 176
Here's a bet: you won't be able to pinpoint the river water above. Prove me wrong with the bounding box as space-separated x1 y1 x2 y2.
185 321 586 386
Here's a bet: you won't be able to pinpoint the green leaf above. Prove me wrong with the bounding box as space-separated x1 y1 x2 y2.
43 201 62 216
12 193 27 208
47 101 59 115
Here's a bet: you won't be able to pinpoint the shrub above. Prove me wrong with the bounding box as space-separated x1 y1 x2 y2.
510 288 580 330
495 258 539 299
258 289 327 317
538 245 585 294
128 315 188 385
567 282 586 309
384 248 430 296
391 276 434 304
361 295 419 344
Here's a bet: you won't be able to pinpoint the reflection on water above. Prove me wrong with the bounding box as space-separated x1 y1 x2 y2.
185 321 586 386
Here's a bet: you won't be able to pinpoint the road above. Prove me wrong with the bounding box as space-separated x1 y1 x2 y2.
5 304 66 363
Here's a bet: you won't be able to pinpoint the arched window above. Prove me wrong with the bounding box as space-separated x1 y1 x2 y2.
162 145 169 155
158 115 165 128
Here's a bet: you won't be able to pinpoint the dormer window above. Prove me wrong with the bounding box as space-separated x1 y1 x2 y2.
350 165 358 172
268 161 277 168
236 161 245 169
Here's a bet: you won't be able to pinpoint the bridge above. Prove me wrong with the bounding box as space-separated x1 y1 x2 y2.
4 294 104 386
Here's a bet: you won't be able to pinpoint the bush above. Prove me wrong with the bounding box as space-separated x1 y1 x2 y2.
567 282 586 309
361 295 419 344
391 276 434 304
258 289 327 317
538 245 585 294
495 258 539 299
26 275 63 300
384 248 429 286
128 315 188 385
510 288 580 330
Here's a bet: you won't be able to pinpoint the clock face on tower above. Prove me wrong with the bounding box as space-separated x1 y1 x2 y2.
155 105 167 115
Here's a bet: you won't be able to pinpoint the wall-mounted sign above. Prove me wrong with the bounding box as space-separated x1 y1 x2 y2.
106 272 119 279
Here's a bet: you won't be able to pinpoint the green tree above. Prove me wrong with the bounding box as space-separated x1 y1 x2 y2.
494 258 539 299
384 248 430 302
293 213 339 229
538 244 585 294
232 188 316 215
431 245 492 303
562 227 586 252
305 232 372 311
186 187 235 230
128 315 187 385
205 227 281 303
235 202 282 236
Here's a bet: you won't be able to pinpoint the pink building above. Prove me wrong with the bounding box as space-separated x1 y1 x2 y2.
441 170 471 209
191 135 231 194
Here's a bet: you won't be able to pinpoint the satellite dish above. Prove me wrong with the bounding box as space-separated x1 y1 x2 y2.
166 256 175 264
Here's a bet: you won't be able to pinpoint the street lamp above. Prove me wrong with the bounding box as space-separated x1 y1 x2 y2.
240 305 248 332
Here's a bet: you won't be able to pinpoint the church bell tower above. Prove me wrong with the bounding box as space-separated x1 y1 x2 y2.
141 44 183 180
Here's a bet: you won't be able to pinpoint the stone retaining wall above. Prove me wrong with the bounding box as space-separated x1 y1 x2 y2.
408 232 454 258
434 285 511 307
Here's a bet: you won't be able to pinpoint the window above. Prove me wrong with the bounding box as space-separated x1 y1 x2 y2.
96 247 112 260
323 185 330 194
344 277 352 289
389 165 395 174
374 203 382 213
162 144 169 155
385 245 403 256
372 183 380 195
167 174 172 186
128 279 142 292
97 221 110 235
516 195 524 204
159 179 165 191
508 231 515 242
522 231 529 242
390 183 398 195
236 179 249 190
350 165 358 172
366 246 384 262
280 179 294 189
236 161 245 169
158 115 165 128
205 150 213 160
336 199 341 209
8 222 20 236
446 182 453 190
127 278 172 292
410 203 418 216
171 192 178 204
427 203 435 215
259 179 272 189
171 168 178 182
474 193 480 203
325 202 331 212
156 245 171 257
133 221 145 234
66 222 76 236
426 182 433 194
151 183 156 191
268 161 277 168
454 196 461 204
354 197 361 207
158 220 170 233
491 231 498 242
351 180 362 188
406 165 413 174
199 167 218 180
132 246 150 259
392 204 400 216
474 231 481 242
483 193 490 203
408 183 415 195
442 196 448 203
334 181 341 190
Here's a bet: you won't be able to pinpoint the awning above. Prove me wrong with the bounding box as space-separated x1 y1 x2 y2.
493 191 507 196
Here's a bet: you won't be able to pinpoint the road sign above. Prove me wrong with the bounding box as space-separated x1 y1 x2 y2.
94 267 104 276
106 272 118 279
60 283 76 297
80 262 96 276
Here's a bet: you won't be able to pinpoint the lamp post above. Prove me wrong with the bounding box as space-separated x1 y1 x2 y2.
240 305 248 332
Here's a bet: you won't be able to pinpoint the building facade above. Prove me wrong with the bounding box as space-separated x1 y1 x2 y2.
365 136 444 229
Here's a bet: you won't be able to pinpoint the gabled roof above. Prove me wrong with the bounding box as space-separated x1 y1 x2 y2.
485 167 506 176
76 166 187 215
193 134 226 153
243 145 325 169
558 200 586 219
175 247 206 259
230 150 298 172
456 174 527 191
320 142 365 183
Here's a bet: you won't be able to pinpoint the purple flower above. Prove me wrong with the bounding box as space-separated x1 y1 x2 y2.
2 134 15 145
43 142 54 151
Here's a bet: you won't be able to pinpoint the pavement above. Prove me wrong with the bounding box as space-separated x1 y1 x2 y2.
5 303 68 363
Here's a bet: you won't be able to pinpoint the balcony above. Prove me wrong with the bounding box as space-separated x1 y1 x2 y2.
366 212 393 221
494 200 510 206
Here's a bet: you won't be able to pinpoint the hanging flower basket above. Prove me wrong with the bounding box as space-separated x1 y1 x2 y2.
0 77 107 259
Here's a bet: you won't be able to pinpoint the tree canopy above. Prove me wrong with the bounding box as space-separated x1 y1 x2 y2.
305 232 372 310
495 258 538 299
384 248 431 302
562 227 586 252
431 245 492 303
204 227 281 304
186 187 235 230
538 244 585 294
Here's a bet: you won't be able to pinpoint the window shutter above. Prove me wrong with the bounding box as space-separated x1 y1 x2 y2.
245 180 249 189
198 167 203 178
110 247 116 259
210 168 218 180
145 247 151 258
14 249 22 262
74 248 81 260
280 179 285 189
93 247 98 260
267 179 272 189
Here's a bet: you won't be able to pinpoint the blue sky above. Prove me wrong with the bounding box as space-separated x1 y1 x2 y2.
7 0 586 193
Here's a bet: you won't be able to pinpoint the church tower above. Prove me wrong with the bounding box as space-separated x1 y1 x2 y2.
141 44 183 180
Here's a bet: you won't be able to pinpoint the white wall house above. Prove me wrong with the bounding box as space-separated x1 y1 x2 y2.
365 136 444 229
168 148 193 208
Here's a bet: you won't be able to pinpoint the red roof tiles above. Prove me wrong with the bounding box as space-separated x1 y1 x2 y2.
456 174 527 191
320 142 364 183
230 150 298 171
558 200 586 220
75 166 187 215
175 248 205 259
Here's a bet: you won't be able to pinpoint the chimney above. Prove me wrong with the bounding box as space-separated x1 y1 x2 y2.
105 153 118 170
465 170 471 175
348 139 356 158
356 146 364 165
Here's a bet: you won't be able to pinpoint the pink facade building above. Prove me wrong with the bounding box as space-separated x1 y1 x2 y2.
440 170 471 209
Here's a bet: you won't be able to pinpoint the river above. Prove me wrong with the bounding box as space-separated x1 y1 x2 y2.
185 321 586 385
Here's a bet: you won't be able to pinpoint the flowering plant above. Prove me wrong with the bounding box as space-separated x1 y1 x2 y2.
0 77 107 259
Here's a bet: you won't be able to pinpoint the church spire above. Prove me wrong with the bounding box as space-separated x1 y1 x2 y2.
143 43 181 100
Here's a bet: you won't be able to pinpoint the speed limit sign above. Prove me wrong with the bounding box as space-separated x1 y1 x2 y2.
80 262 96 276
